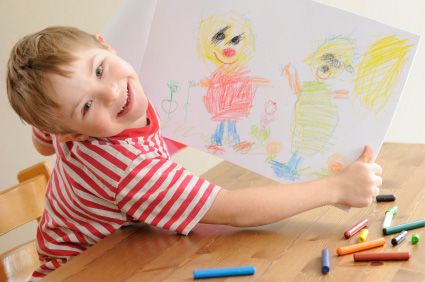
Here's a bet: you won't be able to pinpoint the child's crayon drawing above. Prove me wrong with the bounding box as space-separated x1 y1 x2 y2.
161 80 180 118
197 12 270 154
184 80 197 121
353 35 412 113
137 0 419 183
250 99 277 145
270 37 355 180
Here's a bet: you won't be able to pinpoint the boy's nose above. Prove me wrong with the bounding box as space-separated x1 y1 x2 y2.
101 83 119 105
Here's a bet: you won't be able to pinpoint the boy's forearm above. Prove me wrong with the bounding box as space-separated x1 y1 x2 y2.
202 178 338 227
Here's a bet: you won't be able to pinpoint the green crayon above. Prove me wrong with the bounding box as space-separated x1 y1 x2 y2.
383 219 425 235
412 234 420 245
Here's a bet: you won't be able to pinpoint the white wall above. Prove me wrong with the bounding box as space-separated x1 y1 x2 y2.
0 0 424 253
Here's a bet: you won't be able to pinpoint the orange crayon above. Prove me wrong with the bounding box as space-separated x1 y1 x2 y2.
336 237 386 256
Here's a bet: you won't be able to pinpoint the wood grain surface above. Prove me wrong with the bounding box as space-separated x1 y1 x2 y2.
43 143 425 282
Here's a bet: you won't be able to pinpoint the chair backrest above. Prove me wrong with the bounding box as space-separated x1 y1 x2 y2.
0 162 50 282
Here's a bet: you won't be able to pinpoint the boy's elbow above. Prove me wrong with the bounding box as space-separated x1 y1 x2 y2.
38 148 55 156
228 213 267 228
33 140 55 156
201 190 242 226
202 189 264 227
36 143 55 156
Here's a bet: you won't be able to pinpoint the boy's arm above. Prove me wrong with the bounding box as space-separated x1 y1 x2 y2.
201 146 382 227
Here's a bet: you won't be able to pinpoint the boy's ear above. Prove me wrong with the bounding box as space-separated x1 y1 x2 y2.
57 133 89 143
95 34 116 53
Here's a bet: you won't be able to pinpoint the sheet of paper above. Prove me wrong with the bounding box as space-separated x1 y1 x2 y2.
103 0 157 72
107 0 420 184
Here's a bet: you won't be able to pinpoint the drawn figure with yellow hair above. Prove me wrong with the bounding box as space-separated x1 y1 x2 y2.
197 12 269 154
272 36 355 180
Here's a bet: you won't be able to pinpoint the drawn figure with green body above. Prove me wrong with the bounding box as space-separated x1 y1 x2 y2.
270 36 355 180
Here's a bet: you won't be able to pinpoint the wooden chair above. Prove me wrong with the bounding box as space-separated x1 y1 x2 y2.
0 162 50 282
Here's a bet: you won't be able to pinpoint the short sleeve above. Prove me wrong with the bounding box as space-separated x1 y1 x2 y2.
32 127 53 145
116 156 221 235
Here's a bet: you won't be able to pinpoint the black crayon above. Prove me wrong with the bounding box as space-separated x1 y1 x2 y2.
376 194 396 202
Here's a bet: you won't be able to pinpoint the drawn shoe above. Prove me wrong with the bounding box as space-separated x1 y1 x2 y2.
233 141 255 154
207 144 225 154
268 152 302 181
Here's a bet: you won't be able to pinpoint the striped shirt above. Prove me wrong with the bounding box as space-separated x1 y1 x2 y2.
31 103 221 280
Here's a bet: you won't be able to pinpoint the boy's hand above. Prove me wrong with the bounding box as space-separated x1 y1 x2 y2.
202 145 382 227
331 145 382 208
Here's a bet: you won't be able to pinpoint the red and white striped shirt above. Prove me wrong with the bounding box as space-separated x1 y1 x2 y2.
31 103 221 279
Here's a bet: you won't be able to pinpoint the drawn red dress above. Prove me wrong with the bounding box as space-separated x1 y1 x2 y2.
203 68 256 121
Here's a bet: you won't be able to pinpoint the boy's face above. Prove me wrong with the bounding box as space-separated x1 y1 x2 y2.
48 46 148 140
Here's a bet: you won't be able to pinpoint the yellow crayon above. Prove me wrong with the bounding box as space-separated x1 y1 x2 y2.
357 228 369 243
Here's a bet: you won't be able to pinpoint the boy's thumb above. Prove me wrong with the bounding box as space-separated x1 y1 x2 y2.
358 145 373 163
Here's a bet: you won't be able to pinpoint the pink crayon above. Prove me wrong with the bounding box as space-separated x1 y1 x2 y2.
344 219 368 239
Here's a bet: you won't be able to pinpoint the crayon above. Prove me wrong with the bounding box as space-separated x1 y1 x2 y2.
337 237 386 256
391 230 408 246
193 266 256 279
382 212 394 229
344 219 368 239
357 229 369 243
412 234 420 245
382 206 398 228
387 205 398 215
353 252 410 261
383 219 425 235
321 249 330 274
376 194 396 202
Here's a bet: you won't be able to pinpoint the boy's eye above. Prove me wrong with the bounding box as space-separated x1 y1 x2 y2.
82 100 92 115
95 64 103 79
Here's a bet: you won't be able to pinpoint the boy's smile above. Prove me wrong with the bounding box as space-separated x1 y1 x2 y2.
48 46 148 141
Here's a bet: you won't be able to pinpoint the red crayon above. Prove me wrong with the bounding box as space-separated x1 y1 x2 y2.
344 219 368 239
354 252 411 261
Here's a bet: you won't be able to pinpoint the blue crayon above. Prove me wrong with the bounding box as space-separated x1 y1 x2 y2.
193 266 256 279
322 249 330 274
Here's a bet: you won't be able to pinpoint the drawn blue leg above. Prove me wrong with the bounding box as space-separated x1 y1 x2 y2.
227 121 240 146
211 121 225 146
269 151 302 181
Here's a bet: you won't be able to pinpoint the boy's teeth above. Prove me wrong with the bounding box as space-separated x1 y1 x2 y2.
118 92 129 115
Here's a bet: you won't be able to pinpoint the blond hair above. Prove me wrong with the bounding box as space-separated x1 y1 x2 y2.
6 26 107 133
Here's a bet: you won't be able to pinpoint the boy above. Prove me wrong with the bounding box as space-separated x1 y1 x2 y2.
6 26 382 280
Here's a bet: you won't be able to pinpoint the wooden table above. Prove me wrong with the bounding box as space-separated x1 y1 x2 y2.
43 143 425 281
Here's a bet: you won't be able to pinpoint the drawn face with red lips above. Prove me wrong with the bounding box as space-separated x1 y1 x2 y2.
198 12 255 70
